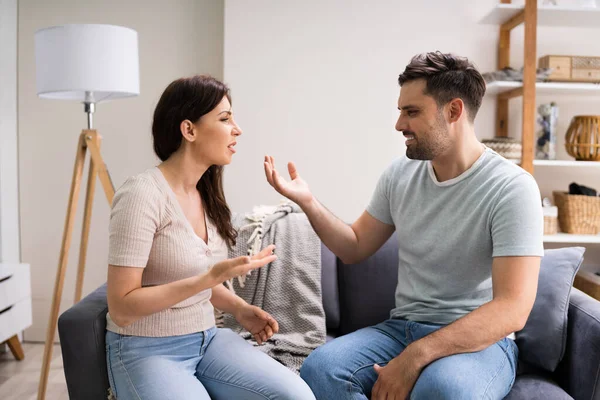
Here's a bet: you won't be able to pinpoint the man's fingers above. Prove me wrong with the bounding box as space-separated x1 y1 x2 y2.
288 162 299 180
372 379 381 400
264 162 274 186
260 331 268 343
374 364 383 374
271 168 285 191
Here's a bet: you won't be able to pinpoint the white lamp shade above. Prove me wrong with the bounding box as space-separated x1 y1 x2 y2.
35 24 140 103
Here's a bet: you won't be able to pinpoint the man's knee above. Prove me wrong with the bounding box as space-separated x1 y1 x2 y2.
300 345 330 383
410 369 473 400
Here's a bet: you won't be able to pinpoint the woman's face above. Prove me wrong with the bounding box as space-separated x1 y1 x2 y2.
185 96 242 166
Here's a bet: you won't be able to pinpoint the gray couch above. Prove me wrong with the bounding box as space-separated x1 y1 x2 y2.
59 236 600 399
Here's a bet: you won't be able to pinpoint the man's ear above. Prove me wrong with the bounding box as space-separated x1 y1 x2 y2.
180 120 197 142
447 98 464 123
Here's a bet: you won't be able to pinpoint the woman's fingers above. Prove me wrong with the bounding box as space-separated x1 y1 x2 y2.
254 333 263 345
252 245 276 260
239 255 277 276
265 324 274 338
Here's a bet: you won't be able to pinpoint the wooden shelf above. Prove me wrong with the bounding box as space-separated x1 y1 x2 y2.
544 233 600 243
480 4 600 28
485 81 600 97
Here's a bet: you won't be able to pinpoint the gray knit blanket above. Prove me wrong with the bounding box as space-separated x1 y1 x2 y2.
219 202 326 374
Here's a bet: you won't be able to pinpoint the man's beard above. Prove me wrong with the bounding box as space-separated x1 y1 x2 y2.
405 118 450 160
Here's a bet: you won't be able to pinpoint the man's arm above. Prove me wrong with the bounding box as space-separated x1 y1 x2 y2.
407 255 539 366
303 201 395 264
372 255 540 399
264 156 395 264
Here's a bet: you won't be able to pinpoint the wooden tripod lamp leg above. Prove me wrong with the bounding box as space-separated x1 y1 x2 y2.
86 131 115 203
74 133 100 303
37 133 87 400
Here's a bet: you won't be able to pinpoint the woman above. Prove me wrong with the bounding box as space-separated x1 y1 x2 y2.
105 75 316 400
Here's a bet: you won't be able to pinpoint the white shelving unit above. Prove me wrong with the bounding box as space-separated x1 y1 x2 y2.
534 160 600 167
481 2 600 246
485 81 600 97
544 233 600 244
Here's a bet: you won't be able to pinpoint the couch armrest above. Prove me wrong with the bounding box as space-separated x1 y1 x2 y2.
58 284 109 400
555 288 600 400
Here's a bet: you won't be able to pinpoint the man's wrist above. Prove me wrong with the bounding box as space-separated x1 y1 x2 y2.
301 196 319 216
405 339 435 370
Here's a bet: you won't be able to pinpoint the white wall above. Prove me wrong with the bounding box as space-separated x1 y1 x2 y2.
223 0 600 269
18 0 224 342
0 0 21 264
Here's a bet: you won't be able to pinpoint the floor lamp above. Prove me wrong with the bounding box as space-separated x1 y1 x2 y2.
34 24 139 400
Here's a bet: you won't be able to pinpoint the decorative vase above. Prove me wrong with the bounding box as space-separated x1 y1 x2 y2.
536 102 559 160
565 115 600 161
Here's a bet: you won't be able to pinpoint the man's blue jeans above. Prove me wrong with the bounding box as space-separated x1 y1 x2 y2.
106 327 316 400
300 318 518 400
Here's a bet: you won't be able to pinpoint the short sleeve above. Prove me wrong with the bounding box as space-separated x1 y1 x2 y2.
108 176 162 267
491 173 544 257
366 165 394 226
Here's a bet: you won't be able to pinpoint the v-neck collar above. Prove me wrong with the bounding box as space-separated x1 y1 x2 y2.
153 166 212 247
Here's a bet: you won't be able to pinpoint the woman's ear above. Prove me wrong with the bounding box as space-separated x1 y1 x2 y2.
180 120 197 142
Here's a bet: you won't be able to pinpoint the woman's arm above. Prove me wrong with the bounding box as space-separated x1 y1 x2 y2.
107 266 216 327
107 245 277 327
210 283 246 316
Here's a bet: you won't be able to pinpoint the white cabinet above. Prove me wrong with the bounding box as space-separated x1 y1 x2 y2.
0 0 32 357
0 263 32 344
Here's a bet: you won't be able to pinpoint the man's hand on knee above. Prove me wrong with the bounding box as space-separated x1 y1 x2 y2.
371 346 424 400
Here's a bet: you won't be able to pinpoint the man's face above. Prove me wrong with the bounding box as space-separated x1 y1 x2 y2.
395 79 452 160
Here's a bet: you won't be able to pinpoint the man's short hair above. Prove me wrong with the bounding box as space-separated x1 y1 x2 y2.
398 51 486 122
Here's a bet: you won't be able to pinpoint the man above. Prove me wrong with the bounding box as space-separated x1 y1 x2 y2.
263 51 543 400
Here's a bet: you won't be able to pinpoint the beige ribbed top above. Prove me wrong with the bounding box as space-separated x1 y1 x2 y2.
106 167 227 337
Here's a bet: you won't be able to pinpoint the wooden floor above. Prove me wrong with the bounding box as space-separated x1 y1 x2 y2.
0 342 68 400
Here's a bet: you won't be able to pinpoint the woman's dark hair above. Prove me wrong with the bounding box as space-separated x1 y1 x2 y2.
152 75 236 246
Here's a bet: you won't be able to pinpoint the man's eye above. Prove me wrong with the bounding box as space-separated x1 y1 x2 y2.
408 111 417 117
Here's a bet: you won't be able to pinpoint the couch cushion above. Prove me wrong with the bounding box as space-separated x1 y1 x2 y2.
554 288 600 400
337 233 398 335
321 242 340 331
515 247 585 372
504 375 572 400
58 283 110 400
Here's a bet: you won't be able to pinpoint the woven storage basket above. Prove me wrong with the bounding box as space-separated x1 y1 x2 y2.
482 137 521 160
553 191 600 234
544 216 558 235
565 116 600 161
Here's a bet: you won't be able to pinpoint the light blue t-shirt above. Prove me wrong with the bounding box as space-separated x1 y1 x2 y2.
367 147 544 325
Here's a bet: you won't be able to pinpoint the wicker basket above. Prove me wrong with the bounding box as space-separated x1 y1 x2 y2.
553 191 600 234
482 137 522 160
544 216 558 235
565 116 600 161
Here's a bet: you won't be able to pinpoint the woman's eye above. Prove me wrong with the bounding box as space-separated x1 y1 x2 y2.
221 118 230 122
